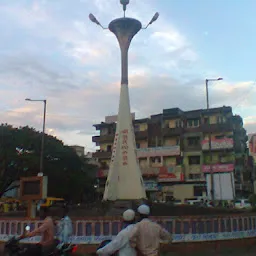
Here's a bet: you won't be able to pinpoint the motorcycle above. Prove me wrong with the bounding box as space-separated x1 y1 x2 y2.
4 236 41 256
50 243 78 256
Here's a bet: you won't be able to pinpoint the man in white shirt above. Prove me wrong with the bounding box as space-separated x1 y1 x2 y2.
130 204 172 256
96 209 137 256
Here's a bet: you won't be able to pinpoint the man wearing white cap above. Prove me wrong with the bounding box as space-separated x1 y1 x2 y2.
96 209 137 256
129 204 172 256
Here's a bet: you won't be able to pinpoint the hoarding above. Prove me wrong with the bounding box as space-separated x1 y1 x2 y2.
158 166 184 182
206 172 235 200
202 163 234 173
202 138 233 151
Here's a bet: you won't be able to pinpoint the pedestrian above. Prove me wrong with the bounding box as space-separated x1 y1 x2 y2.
57 206 73 247
96 209 137 256
129 204 172 256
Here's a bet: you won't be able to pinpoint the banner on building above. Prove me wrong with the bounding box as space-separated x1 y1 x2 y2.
158 166 184 182
202 164 234 173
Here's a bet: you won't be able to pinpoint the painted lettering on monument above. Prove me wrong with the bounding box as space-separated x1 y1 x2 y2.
121 129 128 165
111 133 119 162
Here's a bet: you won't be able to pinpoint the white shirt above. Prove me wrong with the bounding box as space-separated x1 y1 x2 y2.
97 224 136 256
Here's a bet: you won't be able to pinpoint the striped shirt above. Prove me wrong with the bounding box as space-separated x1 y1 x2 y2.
129 218 172 256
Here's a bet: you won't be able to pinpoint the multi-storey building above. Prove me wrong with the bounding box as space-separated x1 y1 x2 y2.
92 106 248 202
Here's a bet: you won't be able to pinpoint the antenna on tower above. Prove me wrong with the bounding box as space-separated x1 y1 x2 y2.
120 0 130 17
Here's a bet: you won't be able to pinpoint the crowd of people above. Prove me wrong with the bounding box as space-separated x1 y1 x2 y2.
96 204 172 256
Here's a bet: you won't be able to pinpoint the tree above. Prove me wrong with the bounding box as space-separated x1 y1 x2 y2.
0 124 97 202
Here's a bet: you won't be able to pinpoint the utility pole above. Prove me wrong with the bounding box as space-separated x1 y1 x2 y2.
205 78 223 203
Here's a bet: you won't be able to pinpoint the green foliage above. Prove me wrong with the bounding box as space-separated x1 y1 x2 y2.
0 124 97 202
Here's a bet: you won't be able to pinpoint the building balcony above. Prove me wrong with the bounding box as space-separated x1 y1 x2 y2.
162 127 184 137
92 130 148 143
201 138 234 151
184 144 202 151
136 146 180 158
202 163 234 173
92 150 112 159
200 122 233 133
92 134 114 143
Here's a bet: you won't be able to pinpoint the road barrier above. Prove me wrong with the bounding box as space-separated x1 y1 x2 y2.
0 215 256 244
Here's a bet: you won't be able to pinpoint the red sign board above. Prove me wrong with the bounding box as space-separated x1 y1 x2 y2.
158 166 184 182
202 163 234 173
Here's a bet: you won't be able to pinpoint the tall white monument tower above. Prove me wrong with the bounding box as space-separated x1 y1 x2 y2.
89 0 159 201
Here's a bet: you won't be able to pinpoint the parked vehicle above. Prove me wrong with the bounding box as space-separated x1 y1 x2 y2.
184 198 201 206
234 199 251 209
40 197 65 208
173 199 182 205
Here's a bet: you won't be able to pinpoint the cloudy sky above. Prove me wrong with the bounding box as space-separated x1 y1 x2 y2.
0 0 256 151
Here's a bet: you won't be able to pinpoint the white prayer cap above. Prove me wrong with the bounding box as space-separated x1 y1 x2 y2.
123 209 135 221
137 204 150 215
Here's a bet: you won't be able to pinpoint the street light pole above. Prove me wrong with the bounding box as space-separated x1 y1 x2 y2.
205 78 223 202
25 98 47 176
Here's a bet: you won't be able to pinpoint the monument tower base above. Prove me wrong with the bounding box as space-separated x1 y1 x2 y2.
104 199 146 216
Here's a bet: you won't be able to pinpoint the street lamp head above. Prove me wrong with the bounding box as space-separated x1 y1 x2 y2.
217 77 223 81
149 12 159 25
89 13 100 25
25 98 31 101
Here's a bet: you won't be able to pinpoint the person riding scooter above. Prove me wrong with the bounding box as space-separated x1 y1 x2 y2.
96 209 136 256
20 207 55 255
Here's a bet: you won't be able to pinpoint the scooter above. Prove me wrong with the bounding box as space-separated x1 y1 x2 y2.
50 243 78 256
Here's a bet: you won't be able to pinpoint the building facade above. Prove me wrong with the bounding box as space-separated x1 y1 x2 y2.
92 106 248 202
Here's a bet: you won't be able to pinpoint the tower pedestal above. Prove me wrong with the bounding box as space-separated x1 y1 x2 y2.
104 199 146 216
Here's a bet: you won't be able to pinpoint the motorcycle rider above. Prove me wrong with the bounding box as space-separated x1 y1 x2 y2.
21 206 55 255
129 204 172 256
96 209 136 256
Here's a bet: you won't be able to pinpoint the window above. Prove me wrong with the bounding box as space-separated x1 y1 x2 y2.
204 117 209 124
136 143 140 148
175 120 182 128
176 156 183 165
189 174 201 180
134 124 140 132
215 135 224 139
151 157 161 163
187 119 199 128
188 156 200 165
176 138 180 145
217 116 226 124
100 128 108 135
187 137 200 146
107 145 112 152
193 185 205 197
